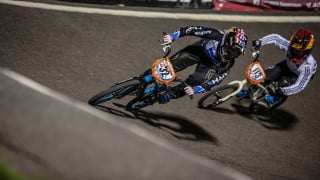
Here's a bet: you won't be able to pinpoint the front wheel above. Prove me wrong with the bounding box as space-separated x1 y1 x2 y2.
88 78 142 105
126 92 157 110
198 84 239 109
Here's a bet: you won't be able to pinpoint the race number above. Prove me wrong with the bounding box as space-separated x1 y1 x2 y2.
245 62 266 84
151 58 176 84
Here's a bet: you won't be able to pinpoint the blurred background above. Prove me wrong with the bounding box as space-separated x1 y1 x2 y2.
59 0 319 11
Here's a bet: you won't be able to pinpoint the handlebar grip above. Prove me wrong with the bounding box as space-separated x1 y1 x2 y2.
181 81 194 100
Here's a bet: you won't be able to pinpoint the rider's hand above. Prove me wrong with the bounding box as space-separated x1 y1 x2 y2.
184 86 205 96
184 86 194 96
275 88 284 97
162 34 173 45
252 40 261 49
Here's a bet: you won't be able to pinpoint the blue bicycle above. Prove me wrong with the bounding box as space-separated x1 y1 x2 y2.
88 42 188 110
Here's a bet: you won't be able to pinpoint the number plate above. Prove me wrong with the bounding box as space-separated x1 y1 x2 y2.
245 62 266 84
151 58 176 84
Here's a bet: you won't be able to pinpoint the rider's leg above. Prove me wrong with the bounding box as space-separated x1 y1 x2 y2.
169 43 203 72
264 62 283 84
263 60 298 104
158 43 205 104
159 63 216 104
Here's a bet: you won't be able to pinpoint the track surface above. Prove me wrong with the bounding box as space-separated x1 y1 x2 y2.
1 1 320 179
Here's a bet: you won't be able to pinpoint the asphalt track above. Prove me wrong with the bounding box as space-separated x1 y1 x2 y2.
0 1 320 179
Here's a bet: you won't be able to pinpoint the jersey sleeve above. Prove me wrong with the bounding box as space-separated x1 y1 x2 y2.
259 34 290 52
170 26 224 41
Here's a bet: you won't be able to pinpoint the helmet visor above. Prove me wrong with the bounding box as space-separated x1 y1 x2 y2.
290 48 306 59
222 45 240 59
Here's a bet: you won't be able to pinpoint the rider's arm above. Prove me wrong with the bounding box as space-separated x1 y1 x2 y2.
258 34 290 51
192 60 234 93
281 64 314 96
170 26 224 42
190 71 230 94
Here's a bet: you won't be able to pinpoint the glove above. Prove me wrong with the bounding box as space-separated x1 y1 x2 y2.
252 40 261 49
193 86 205 94
264 95 275 104
184 86 194 96
275 88 284 97
184 86 205 96
158 93 171 104
162 34 173 45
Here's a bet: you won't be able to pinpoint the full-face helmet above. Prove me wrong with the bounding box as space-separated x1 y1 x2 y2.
289 29 314 64
221 27 248 60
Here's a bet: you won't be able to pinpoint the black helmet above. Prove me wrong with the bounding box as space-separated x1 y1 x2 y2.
221 27 248 60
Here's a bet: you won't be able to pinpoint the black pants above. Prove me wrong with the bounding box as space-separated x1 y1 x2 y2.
264 60 298 87
165 43 216 99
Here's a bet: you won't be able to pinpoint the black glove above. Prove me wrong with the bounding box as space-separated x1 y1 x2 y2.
252 40 261 49
275 88 284 99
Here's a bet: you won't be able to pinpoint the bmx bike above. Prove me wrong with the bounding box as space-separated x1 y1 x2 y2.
198 48 287 113
88 35 191 110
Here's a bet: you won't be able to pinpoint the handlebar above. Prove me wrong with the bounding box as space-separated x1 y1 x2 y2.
162 44 172 58
161 32 172 58
250 47 260 62
175 78 194 100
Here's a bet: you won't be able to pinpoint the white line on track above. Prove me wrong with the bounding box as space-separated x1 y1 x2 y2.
0 0 319 23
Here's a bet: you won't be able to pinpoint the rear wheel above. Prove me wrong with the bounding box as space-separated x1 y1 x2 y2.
88 78 142 105
249 95 287 114
198 84 238 109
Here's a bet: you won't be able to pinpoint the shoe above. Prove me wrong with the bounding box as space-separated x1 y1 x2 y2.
158 93 171 104
236 90 249 98
264 95 275 104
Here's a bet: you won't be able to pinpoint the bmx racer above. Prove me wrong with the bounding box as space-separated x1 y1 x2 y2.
157 26 248 104
237 29 317 104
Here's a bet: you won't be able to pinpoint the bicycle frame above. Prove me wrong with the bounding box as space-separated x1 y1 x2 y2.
219 78 271 107
126 42 191 109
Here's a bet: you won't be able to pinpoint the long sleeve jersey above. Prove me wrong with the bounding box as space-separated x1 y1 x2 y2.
259 34 317 96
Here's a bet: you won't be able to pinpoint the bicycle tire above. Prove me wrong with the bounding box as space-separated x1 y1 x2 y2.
126 92 157 110
198 84 239 109
88 78 142 105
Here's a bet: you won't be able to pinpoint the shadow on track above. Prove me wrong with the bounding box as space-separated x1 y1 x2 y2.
95 103 218 144
198 103 298 130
